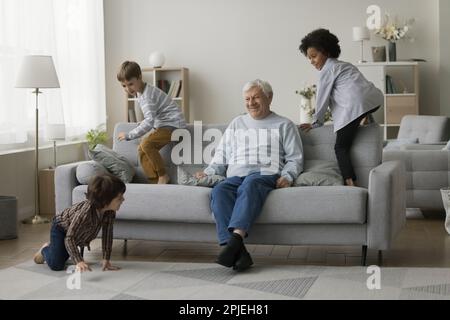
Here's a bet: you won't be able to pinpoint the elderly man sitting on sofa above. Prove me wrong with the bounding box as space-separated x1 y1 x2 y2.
196 79 304 271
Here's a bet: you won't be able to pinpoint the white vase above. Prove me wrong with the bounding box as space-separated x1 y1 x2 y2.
299 97 313 124
440 188 450 234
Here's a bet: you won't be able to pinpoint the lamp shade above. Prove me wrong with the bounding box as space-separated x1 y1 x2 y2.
46 124 65 140
352 27 370 41
15 55 60 88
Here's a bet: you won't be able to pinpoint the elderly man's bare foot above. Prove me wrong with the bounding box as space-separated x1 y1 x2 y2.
158 174 170 184
34 242 49 264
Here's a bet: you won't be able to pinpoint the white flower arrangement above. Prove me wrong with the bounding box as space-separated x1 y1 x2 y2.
375 14 415 42
296 84 332 123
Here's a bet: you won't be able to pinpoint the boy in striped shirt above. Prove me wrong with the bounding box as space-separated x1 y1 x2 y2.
117 61 186 184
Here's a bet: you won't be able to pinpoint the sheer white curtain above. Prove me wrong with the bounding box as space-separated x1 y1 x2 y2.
0 0 106 148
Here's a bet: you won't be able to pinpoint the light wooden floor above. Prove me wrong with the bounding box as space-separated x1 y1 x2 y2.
1 214 450 269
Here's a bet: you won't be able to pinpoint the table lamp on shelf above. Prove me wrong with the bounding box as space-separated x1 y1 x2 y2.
353 26 370 63
46 123 65 169
15 55 60 225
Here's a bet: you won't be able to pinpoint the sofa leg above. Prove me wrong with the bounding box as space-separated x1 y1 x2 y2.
378 250 383 266
123 239 128 256
361 246 368 266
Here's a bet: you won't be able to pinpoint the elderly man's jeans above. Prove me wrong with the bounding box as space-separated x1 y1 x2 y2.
210 172 279 245
42 221 70 271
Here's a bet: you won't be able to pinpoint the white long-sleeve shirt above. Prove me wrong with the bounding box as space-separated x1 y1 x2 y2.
313 58 384 132
126 84 186 140
204 112 304 183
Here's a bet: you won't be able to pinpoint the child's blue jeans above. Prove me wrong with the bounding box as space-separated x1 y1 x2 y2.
42 221 70 271
210 172 279 245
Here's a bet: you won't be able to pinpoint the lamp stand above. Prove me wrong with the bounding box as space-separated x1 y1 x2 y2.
358 41 367 64
22 89 50 225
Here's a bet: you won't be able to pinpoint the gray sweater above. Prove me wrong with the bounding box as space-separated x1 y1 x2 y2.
204 112 304 183
126 84 186 140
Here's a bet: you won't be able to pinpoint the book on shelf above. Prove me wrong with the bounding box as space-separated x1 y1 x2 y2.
157 80 171 94
166 80 183 99
386 75 397 94
176 80 183 98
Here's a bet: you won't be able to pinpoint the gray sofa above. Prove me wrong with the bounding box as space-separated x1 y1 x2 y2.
56 122 406 266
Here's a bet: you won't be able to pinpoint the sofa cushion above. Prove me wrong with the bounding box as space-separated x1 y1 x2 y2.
76 161 108 185
294 160 343 186
72 184 367 224
89 144 135 183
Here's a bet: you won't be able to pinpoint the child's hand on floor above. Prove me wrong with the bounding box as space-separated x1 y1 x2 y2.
76 261 92 272
102 260 121 272
117 132 127 141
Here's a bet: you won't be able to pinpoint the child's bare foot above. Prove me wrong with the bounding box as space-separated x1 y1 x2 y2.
34 242 49 264
158 174 170 184
345 179 355 187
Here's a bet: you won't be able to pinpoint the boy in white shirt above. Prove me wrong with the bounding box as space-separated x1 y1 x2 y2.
117 61 186 184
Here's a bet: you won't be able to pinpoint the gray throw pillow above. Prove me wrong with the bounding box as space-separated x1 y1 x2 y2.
88 144 135 183
295 160 344 187
76 161 109 185
177 165 225 187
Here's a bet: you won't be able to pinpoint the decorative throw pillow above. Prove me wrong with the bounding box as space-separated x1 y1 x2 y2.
88 144 135 183
177 165 225 187
295 160 344 187
76 161 109 185
384 138 418 150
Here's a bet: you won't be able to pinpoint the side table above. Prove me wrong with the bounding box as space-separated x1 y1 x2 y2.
39 168 56 216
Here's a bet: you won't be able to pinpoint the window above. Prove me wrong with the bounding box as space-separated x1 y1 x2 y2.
0 0 106 150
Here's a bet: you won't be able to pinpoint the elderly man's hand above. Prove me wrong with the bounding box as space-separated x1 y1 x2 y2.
300 123 313 133
195 172 208 179
276 177 291 189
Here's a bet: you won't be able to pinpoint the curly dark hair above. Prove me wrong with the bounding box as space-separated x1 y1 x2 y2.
86 174 126 210
299 28 341 59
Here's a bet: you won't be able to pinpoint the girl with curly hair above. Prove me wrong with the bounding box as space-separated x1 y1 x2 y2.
299 28 383 186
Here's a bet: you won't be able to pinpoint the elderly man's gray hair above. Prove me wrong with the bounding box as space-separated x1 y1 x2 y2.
243 79 273 99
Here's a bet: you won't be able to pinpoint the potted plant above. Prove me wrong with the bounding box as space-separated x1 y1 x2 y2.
85 124 108 159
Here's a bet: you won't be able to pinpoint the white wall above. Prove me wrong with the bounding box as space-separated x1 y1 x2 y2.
0 144 86 220
104 0 440 136
440 0 450 116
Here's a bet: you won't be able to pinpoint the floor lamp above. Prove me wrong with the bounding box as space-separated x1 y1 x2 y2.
15 55 60 224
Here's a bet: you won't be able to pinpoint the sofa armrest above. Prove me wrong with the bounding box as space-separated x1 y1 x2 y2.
367 161 406 250
55 161 88 214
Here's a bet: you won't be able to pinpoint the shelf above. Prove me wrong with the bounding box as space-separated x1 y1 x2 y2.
386 93 417 97
358 61 419 67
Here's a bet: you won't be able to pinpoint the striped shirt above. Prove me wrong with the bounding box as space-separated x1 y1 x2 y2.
126 83 186 140
54 200 115 264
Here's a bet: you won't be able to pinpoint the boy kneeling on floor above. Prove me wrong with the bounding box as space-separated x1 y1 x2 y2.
34 174 125 272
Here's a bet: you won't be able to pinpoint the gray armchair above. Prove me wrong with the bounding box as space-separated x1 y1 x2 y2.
397 115 450 145
384 115 450 150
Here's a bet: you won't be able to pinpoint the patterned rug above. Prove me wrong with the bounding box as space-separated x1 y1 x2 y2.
1 260 450 300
